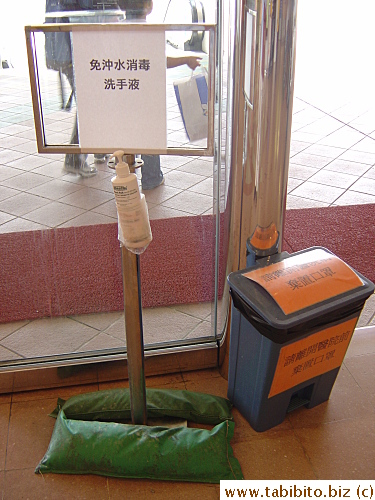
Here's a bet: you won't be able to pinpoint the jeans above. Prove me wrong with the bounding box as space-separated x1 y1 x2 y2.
141 155 164 190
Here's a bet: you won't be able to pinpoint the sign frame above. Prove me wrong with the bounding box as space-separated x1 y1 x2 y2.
25 22 216 157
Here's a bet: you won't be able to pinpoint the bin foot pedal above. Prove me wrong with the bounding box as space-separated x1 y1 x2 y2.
287 395 310 413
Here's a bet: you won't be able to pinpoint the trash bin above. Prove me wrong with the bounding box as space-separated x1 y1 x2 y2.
227 246 374 432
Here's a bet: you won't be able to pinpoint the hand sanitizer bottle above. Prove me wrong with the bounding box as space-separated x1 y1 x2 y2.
111 151 152 254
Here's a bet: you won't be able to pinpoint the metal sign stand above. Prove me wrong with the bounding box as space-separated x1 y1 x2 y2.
121 247 147 425
24 22 215 425
121 154 147 426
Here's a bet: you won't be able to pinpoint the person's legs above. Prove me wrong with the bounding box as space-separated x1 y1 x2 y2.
141 155 164 190
64 116 98 177
62 66 97 177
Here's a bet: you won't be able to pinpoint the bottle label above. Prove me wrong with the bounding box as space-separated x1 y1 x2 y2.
113 185 138 208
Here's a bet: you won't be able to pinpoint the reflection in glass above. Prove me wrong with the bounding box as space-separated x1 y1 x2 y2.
34 30 76 147
0 2 230 375
166 31 209 151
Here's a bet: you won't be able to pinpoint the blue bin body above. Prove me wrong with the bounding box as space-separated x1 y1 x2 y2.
227 247 374 432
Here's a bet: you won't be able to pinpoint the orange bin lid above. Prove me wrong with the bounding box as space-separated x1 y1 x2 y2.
243 247 364 315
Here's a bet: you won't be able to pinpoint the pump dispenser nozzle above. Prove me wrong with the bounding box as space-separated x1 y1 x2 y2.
110 150 130 177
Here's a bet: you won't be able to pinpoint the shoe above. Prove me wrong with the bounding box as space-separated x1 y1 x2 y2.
63 161 80 175
64 156 98 178
107 156 116 169
79 163 98 177
94 154 110 163
142 176 165 191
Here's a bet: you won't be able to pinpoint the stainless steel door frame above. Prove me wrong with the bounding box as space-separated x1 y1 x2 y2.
239 0 297 266
219 0 298 373
222 0 298 279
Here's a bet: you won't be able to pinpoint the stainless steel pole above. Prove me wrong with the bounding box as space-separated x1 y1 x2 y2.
228 0 298 269
121 246 147 425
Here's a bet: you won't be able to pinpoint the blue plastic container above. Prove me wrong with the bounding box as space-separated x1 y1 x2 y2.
227 247 374 432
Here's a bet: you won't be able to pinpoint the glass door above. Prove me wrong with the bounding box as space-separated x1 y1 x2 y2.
0 0 235 392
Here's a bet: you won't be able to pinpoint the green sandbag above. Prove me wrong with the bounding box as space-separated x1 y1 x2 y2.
49 388 233 425
36 410 243 483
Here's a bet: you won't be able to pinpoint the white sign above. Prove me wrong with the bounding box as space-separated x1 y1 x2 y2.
72 28 167 150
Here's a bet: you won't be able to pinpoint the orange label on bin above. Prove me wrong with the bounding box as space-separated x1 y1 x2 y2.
268 316 358 398
243 248 363 315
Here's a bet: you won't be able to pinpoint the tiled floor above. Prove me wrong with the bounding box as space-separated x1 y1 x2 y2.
287 101 375 210
0 73 214 232
0 303 214 362
0 327 374 498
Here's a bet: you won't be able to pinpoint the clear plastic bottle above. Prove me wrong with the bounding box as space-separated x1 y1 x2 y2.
111 151 152 253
